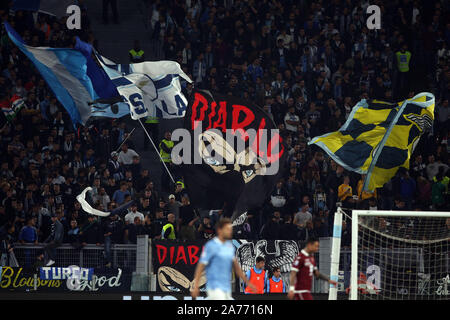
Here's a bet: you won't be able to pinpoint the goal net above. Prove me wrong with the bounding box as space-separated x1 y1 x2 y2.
350 210 450 300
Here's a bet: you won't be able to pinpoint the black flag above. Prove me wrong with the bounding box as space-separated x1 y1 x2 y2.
178 90 287 224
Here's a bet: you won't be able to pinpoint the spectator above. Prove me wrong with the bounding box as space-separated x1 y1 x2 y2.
43 212 64 266
124 216 142 244
197 216 215 240
338 175 356 208
152 209 166 240
270 181 288 212
179 196 198 240
112 181 130 205
278 214 298 240
101 211 124 268
139 214 154 238
167 194 181 225
260 211 281 240
293 204 313 229
161 213 176 240
284 106 300 133
108 151 124 181
432 169 447 210
66 219 81 248
124 203 144 225
79 215 101 247
193 53 207 86
118 143 139 167
32 249 46 270
399 170 416 209
94 187 111 210
18 217 38 245
341 220 351 248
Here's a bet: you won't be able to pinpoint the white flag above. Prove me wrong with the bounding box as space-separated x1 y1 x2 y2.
96 53 192 119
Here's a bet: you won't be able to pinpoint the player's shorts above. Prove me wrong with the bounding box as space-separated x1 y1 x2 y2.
294 290 313 300
207 288 234 300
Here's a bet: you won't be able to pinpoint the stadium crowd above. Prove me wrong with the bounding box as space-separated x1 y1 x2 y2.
0 0 449 267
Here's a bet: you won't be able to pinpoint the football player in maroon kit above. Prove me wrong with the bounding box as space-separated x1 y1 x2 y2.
287 237 338 300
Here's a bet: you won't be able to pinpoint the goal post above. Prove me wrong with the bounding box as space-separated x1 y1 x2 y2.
328 207 343 300
350 210 450 300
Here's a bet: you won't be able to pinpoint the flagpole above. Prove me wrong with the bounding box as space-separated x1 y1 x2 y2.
115 127 136 153
137 118 175 184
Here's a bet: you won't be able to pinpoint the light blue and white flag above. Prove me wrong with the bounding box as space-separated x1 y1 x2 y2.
5 22 95 126
12 0 76 18
90 102 130 119
96 54 192 120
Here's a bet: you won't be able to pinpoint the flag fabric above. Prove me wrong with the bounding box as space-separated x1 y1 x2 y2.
12 0 75 18
6 22 191 125
180 90 286 223
309 92 435 191
95 53 192 120
2 94 25 122
5 22 94 126
90 102 130 119
5 22 119 126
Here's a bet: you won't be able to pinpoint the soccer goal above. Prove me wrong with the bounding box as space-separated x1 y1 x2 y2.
347 210 450 300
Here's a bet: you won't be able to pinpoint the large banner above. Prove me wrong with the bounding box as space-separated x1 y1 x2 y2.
152 239 301 293
180 90 287 223
0 266 131 292
152 240 207 293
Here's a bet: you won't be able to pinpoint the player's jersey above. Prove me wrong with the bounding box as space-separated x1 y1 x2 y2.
291 249 317 292
199 237 235 293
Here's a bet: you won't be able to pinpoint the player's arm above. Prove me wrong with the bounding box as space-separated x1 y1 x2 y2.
287 269 297 300
233 259 256 292
242 269 251 292
313 269 338 287
192 242 210 299
264 272 268 293
191 262 206 299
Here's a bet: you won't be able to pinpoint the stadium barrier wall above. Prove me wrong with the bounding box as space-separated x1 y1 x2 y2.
3 236 348 294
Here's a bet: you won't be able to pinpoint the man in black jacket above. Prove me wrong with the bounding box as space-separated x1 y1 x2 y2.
80 215 101 246
152 209 166 240
79 215 102 267
44 212 64 266
278 214 299 240
101 211 124 268
260 211 282 240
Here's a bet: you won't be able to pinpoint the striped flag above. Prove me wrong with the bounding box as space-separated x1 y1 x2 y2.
5 22 119 127
309 92 435 191
2 94 25 122
95 53 192 120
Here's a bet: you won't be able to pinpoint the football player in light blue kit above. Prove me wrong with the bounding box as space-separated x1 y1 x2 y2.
191 218 256 300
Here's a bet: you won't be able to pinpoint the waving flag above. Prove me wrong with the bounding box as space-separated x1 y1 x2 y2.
180 90 286 224
12 0 75 18
0 94 25 128
6 22 192 126
89 102 130 119
5 23 97 126
2 94 25 122
95 54 192 120
309 92 435 191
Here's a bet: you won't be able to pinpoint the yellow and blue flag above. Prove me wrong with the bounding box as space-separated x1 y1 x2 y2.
309 92 435 191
